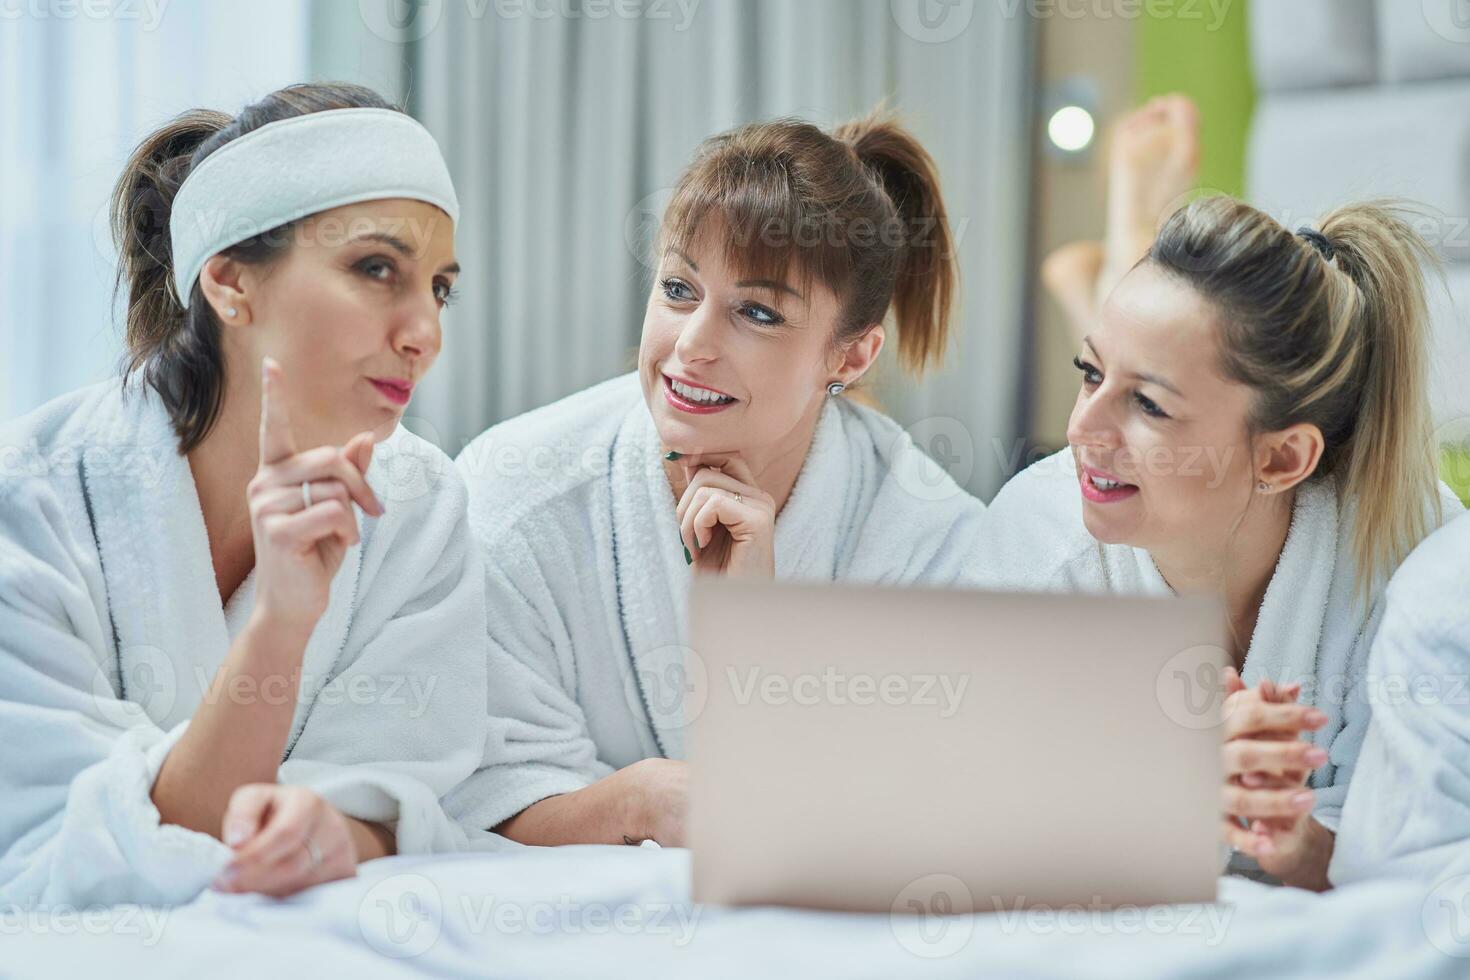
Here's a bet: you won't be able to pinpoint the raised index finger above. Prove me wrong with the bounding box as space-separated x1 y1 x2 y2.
259 357 297 466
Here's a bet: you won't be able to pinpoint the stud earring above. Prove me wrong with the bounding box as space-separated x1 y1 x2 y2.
1257 480 1270 493
826 381 846 396
225 307 238 319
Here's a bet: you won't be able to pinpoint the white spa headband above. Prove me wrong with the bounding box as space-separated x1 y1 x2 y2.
168 107 460 306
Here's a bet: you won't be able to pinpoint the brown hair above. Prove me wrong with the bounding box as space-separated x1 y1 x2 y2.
111 82 402 452
1150 196 1441 599
658 106 957 376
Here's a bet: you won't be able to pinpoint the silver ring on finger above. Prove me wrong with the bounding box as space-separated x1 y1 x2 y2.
303 835 323 870
301 481 313 510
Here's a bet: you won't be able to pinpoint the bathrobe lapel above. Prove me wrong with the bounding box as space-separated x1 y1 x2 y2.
607 398 850 758
606 405 691 758
1099 477 1337 685
1099 476 1338 688
80 386 362 748
1101 546 1173 597
1239 478 1338 690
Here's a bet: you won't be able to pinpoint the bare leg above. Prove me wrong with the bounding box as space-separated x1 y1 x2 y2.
1040 94 1201 346
1040 241 1104 340
1098 93 1200 307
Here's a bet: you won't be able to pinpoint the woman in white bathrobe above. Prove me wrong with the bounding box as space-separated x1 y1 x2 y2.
977 196 1462 890
1328 512 1470 885
0 83 487 906
447 111 985 847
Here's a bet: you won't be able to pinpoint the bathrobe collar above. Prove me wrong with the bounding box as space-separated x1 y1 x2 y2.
1105 476 1340 686
1239 478 1339 688
608 397 851 758
79 382 362 743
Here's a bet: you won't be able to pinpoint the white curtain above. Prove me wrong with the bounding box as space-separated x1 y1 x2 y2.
3 1 1033 498
0 0 311 421
373 0 1035 498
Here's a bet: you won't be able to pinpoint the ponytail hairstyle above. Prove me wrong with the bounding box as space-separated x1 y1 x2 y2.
111 82 403 452
1149 196 1441 600
657 106 957 377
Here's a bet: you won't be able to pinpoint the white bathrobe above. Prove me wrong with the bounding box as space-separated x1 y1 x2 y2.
0 379 491 908
445 372 987 831
1329 511 1470 885
972 449 1463 835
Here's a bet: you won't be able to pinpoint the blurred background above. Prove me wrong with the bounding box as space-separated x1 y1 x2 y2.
4 0 1469 502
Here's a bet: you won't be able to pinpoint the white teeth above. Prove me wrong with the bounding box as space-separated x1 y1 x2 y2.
669 378 734 405
1090 474 1125 491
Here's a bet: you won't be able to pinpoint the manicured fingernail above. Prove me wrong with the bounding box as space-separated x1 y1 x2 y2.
663 450 682 461
1306 748 1327 765
212 865 239 889
224 825 249 846
1292 791 1314 809
684 546 692 565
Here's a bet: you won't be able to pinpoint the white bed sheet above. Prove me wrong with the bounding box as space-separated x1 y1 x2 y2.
5 845 1470 979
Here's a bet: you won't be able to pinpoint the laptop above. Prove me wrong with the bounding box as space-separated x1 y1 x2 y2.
686 579 1228 913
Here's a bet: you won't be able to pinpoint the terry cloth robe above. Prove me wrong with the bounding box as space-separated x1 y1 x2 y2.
445 372 987 831
971 449 1463 836
1329 512 1470 885
0 379 491 908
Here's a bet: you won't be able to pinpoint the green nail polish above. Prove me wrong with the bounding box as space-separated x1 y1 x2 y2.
664 450 682 461
683 546 692 565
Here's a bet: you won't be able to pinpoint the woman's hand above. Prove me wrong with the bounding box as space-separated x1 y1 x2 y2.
249 358 383 634
673 454 775 577
1219 667 1333 885
211 784 359 897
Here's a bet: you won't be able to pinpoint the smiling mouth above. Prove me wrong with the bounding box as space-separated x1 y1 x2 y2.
1079 464 1139 502
662 374 738 414
1088 472 1129 491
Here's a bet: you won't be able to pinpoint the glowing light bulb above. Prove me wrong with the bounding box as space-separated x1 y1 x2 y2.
1047 105 1095 153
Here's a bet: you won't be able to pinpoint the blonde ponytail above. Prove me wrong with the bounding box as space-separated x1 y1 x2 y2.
1150 196 1442 600
1319 201 1441 592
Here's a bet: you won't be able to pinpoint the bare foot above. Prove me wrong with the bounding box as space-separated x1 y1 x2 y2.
1098 93 1200 305
1041 240 1104 346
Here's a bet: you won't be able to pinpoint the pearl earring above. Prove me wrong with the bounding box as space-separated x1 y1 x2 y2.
826 381 846 396
225 307 238 319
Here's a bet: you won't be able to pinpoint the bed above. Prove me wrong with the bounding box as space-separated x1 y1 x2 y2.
6 845 1470 978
